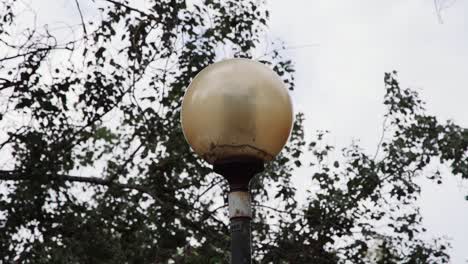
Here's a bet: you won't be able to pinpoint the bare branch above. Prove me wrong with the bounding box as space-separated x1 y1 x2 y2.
74 0 88 37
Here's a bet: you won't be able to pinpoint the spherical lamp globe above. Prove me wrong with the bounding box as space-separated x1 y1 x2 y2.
181 58 293 165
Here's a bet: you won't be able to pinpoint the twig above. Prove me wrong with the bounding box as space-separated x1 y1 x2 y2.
0 47 50 62
195 176 224 202
102 0 152 18
255 43 319 60
253 203 307 218
373 115 389 161
74 0 88 37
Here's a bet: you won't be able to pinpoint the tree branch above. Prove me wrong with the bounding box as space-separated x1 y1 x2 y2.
0 48 50 62
0 170 149 194
373 115 389 161
74 0 88 36
101 0 153 18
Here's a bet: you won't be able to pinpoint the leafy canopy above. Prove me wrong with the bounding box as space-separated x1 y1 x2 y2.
0 0 466 263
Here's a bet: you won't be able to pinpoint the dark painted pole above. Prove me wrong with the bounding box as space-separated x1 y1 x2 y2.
230 216 252 263
214 158 264 264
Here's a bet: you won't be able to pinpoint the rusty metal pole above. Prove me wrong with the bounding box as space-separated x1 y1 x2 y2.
214 158 264 264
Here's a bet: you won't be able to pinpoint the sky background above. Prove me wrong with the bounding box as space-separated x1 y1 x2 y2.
267 0 468 262
5 0 468 262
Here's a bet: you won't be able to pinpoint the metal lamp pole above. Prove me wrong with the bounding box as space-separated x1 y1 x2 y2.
214 158 264 264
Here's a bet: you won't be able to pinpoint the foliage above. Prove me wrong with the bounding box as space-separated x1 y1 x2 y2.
0 0 466 263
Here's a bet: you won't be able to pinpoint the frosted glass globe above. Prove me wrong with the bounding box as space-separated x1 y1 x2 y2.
181 58 293 164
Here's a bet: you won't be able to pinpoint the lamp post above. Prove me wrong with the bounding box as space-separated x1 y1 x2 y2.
180 58 293 264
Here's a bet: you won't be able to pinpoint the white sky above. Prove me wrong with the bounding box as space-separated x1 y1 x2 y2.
3 0 467 262
268 0 468 262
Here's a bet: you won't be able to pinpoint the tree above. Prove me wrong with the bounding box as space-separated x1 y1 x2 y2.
0 0 466 263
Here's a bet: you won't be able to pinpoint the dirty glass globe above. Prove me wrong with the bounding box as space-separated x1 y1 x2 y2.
181 58 293 164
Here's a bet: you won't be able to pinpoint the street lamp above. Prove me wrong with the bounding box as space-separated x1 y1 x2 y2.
181 58 293 264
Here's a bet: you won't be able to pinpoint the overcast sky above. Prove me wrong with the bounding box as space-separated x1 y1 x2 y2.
7 0 468 262
267 0 468 262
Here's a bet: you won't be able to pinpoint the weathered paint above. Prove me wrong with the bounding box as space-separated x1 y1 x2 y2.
229 191 252 219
